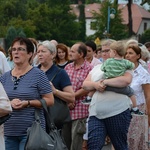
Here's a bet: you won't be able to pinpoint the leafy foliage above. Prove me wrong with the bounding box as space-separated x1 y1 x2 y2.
139 29 150 44
90 0 128 40
0 0 81 47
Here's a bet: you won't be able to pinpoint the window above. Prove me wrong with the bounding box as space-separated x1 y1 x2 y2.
91 21 96 30
144 22 147 31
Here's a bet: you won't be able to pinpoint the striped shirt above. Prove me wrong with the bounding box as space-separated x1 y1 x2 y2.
0 67 52 136
101 58 134 78
65 61 92 120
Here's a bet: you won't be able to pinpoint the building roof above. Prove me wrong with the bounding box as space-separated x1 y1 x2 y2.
70 3 150 33
70 3 101 18
119 4 150 33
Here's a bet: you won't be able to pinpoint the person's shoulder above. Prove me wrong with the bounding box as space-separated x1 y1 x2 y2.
65 62 73 69
138 64 149 73
91 64 102 72
0 70 11 81
32 67 45 75
86 62 93 71
0 51 5 58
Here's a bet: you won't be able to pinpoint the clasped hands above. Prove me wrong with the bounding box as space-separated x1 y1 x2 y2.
94 80 106 92
11 99 27 109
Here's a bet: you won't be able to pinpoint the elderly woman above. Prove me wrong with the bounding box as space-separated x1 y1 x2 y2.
37 40 75 129
0 37 54 150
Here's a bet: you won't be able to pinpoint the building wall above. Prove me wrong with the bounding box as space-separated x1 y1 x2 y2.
138 19 150 35
86 18 96 36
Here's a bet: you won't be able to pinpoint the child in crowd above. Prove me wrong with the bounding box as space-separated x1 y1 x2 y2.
82 40 143 115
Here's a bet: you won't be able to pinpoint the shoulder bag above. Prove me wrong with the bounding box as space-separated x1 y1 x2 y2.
25 99 68 150
48 68 71 127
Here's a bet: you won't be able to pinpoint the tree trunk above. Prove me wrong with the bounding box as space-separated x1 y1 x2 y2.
127 0 133 37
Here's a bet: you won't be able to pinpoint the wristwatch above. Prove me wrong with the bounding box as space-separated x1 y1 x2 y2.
27 100 31 107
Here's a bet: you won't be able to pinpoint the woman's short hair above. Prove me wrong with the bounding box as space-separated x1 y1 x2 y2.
126 44 141 60
140 45 150 62
11 37 34 54
38 40 56 54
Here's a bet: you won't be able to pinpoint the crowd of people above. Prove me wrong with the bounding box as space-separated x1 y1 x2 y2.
0 37 150 150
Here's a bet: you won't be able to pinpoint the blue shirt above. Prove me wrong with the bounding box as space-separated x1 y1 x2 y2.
0 67 52 136
38 64 72 90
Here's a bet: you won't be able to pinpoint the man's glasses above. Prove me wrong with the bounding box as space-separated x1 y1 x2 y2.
11 47 26 52
101 49 110 53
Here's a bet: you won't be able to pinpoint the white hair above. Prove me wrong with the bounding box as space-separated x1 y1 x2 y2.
140 45 150 62
38 40 56 54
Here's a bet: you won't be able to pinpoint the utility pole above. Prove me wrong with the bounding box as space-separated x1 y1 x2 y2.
127 0 133 37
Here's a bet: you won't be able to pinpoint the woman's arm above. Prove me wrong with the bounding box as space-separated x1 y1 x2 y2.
82 74 105 92
83 71 133 93
103 72 132 88
53 85 75 103
142 84 150 126
11 93 54 109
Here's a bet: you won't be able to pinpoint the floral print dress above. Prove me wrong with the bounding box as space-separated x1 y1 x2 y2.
128 64 150 150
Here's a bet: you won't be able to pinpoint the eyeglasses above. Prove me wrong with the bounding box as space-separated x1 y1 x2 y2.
11 47 26 52
101 49 110 53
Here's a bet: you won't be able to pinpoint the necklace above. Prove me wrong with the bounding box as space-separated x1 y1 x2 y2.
12 65 32 78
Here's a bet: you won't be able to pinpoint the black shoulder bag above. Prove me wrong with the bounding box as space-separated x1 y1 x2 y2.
48 68 71 128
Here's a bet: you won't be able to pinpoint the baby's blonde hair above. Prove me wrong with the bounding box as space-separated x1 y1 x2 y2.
110 40 125 57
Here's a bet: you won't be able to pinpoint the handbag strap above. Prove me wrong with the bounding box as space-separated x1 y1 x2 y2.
34 109 40 122
39 99 56 130
50 67 61 82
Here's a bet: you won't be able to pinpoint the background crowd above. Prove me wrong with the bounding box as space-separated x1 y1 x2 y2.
0 37 150 150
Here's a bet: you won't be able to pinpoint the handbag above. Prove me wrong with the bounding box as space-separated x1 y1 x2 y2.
49 96 71 127
25 99 68 150
0 82 12 125
48 67 71 127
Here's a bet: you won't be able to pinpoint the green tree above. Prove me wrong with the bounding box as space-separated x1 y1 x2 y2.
0 0 81 46
91 0 128 40
5 26 26 50
27 0 80 45
139 29 150 43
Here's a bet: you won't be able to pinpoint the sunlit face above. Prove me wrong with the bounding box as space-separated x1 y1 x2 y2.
101 45 110 61
85 46 94 59
11 41 31 65
125 48 140 64
57 48 66 60
37 45 54 65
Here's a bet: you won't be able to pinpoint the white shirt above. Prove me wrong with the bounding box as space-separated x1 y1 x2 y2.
91 57 101 67
0 52 11 75
88 64 132 119
130 64 150 105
